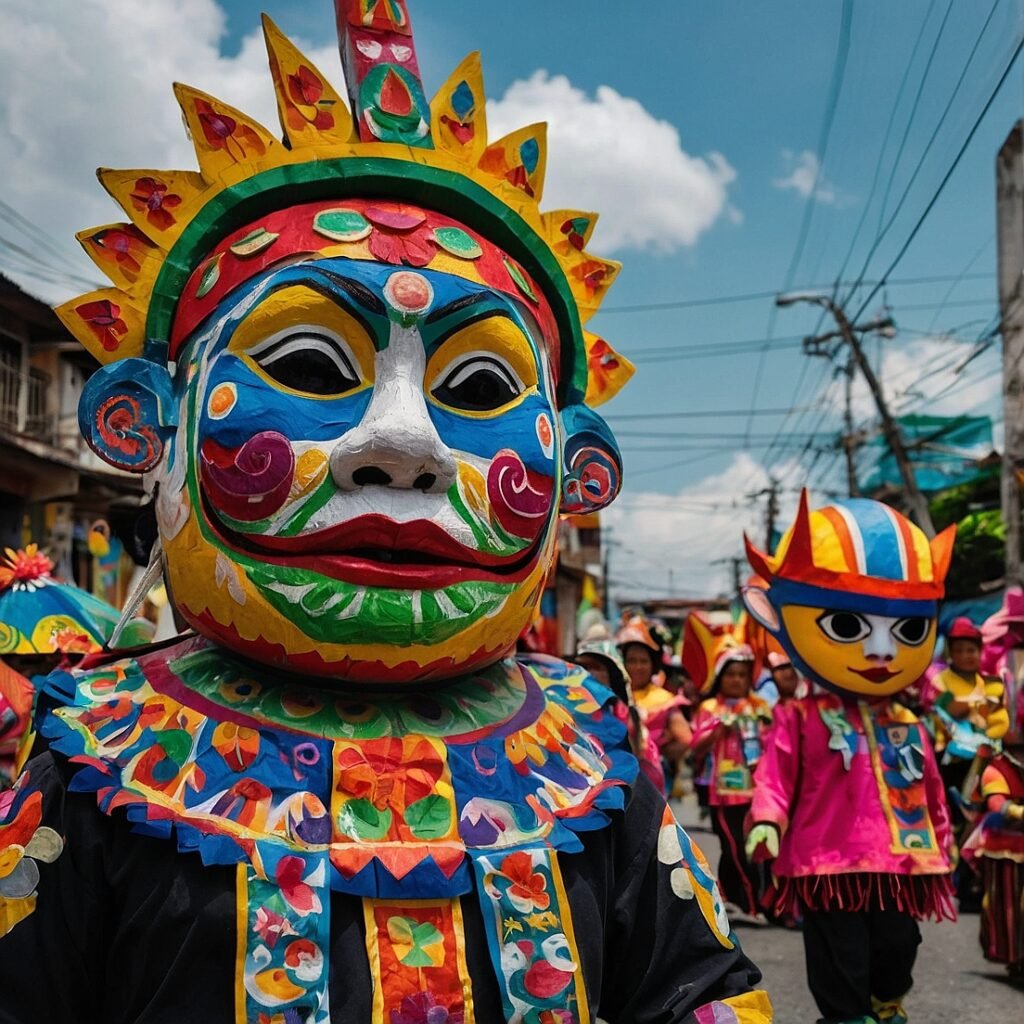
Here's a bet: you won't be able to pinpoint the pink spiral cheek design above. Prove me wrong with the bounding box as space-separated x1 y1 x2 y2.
200 430 296 523
486 449 555 541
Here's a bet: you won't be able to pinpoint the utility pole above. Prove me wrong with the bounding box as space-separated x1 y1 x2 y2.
713 556 744 597
998 120 1024 586
765 478 780 551
601 526 617 619
777 293 936 537
841 352 860 498
746 479 781 552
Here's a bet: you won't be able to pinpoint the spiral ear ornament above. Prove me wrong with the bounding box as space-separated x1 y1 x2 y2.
558 404 622 515
78 359 176 473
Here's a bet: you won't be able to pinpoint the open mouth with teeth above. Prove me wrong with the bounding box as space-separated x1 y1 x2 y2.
203 501 546 588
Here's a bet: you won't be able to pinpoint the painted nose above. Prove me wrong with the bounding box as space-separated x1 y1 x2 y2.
330 326 457 494
862 627 897 662
331 425 457 493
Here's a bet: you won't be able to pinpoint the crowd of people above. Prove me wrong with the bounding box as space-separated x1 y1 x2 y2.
568 584 1023 1021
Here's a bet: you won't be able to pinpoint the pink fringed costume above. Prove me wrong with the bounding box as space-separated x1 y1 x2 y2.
752 692 955 920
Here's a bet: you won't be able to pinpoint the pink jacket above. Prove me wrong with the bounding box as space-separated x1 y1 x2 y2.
751 694 953 878
691 694 772 806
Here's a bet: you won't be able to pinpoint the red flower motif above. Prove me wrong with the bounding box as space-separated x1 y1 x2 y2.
363 204 434 267
88 226 149 280
76 299 127 352
286 65 334 131
335 737 443 814
276 855 322 916
193 99 267 162
499 851 551 913
129 177 182 231
0 545 53 591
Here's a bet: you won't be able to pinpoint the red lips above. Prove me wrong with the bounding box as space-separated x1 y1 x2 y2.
206 509 545 588
849 665 899 684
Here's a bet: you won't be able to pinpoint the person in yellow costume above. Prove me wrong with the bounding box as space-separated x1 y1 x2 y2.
928 617 1008 768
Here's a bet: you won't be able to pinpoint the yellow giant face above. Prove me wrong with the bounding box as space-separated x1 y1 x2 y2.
779 605 937 697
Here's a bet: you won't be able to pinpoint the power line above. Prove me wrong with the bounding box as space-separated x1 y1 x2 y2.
830 0 941 291
743 0 854 448
848 30 1024 326
843 0 1004 309
605 405 817 422
599 273 993 316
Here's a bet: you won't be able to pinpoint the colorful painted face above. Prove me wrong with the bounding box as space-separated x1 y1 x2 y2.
155 255 564 681
743 493 955 699
777 605 936 697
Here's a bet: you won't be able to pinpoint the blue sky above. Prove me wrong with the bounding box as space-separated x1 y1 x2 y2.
2 0 1021 596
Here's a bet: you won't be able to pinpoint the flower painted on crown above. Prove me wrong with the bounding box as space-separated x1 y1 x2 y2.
742 490 956 697
58 2 636 685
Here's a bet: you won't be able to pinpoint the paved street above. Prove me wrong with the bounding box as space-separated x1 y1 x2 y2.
672 799 1024 1022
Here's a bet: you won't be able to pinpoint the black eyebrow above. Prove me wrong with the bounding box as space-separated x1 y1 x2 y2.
424 291 489 325
313 268 387 315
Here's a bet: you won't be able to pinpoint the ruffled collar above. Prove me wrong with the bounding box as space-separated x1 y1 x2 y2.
43 637 636 898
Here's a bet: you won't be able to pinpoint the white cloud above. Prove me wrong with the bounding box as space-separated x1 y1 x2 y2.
488 71 738 255
0 0 343 303
773 148 845 206
826 335 1001 425
604 452 804 599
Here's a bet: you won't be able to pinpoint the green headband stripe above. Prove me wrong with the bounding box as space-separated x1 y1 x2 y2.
146 157 588 404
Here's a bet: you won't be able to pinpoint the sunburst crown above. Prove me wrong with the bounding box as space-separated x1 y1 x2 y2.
57 0 632 409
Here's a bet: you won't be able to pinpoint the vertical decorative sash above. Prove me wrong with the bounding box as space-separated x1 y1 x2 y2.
471 848 590 1024
236 850 332 1024
859 703 938 855
362 897 475 1023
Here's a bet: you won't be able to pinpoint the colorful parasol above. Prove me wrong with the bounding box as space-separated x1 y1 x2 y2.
0 545 154 655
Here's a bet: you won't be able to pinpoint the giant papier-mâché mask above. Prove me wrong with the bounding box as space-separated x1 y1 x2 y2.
742 491 956 698
59 1 634 683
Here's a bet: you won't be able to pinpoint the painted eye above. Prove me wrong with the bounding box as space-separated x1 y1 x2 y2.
891 617 930 646
817 611 871 644
253 332 361 396
432 356 523 412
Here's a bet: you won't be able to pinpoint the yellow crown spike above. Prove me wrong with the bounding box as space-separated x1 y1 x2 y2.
172 82 279 183
76 223 164 297
262 14 355 149
430 52 487 166
55 288 146 365
478 123 548 206
583 331 634 408
542 210 600 257
97 168 208 250
568 254 622 323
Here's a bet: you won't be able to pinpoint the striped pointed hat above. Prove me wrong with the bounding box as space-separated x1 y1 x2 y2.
745 490 955 604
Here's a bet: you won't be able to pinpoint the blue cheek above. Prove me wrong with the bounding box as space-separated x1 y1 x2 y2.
429 392 557 474
198 356 373 446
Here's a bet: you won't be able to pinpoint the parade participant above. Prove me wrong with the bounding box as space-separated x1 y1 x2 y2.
962 728 1024 976
928 617 1008 776
575 637 664 791
744 493 956 1024
927 617 1007 909
617 615 692 786
0 5 771 1022
690 643 772 923
766 652 802 704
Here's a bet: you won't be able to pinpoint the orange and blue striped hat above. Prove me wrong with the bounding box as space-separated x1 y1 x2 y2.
746 491 955 610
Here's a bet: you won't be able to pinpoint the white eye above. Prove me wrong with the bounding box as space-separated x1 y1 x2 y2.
891 617 930 646
431 354 524 412
817 611 872 644
251 330 361 396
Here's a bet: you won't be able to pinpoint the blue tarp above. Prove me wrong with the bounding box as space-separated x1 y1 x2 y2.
861 414 993 494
